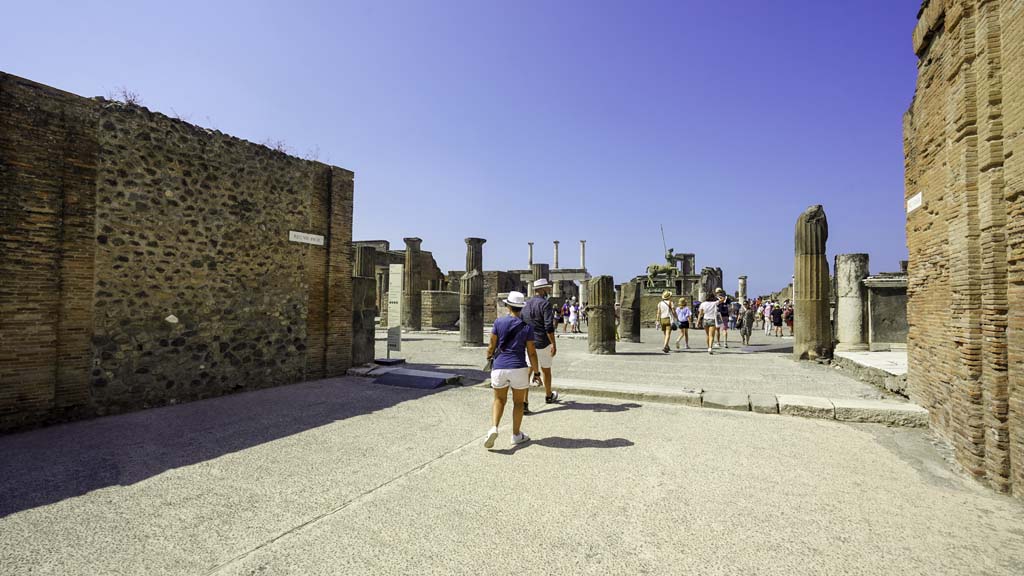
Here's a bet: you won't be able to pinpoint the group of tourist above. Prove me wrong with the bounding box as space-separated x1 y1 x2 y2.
756 299 794 337
483 278 561 450
656 288 767 354
554 297 586 333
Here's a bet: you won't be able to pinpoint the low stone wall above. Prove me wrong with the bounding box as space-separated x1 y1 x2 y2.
421 291 459 330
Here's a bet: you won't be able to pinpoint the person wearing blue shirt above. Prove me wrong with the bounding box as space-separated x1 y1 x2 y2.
484 291 539 449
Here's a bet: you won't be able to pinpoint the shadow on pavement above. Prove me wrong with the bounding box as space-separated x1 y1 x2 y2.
531 400 642 414
396 362 490 386
492 436 634 454
0 376 456 518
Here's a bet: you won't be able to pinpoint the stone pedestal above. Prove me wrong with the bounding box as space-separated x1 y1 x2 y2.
351 276 377 364
354 245 376 279
738 275 748 302
529 263 550 298
460 238 486 347
588 275 616 354
620 281 641 343
834 254 869 352
402 237 422 331
793 205 832 360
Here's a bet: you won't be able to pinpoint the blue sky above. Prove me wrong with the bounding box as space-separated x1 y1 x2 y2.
2 0 919 296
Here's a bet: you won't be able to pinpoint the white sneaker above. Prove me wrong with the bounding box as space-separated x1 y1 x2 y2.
484 426 498 449
708 347 713 354
511 432 530 445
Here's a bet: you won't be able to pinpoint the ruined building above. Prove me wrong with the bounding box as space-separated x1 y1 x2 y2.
0 72 355 431
903 0 1023 498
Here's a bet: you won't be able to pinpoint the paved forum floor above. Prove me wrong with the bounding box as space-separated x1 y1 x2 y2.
383 326 892 399
1 373 1023 575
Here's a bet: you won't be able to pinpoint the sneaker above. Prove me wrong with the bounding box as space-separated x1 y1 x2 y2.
484 426 498 449
708 347 713 354
724 342 729 348
675 342 680 350
523 402 532 415
545 391 559 404
685 343 689 349
511 432 530 445
663 346 670 353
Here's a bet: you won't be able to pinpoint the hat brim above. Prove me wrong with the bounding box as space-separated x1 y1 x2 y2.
504 300 526 308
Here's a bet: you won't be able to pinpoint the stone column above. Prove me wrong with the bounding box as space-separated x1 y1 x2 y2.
553 240 560 269
588 275 616 354
460 238 486 347
793 205 832 360
579 240 587 269
834 253 870 352
528 242 534 267
402 237 422 331
354 246 376 279
738 275 748 302
620 281 642 342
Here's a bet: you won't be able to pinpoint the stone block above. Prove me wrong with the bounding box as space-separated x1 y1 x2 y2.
701 391 750 412
831 398 928 427
748 393 779 414
777 395 835 420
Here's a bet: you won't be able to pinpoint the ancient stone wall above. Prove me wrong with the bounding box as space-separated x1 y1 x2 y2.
483 271 524 325
421 291 459 330
0 72 354 431
904 0 1023 498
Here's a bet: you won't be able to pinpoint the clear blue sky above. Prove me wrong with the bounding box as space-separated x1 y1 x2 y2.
2 0 919 296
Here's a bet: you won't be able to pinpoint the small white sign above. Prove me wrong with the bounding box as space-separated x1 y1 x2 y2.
387 325 402 352
906 192 922 213
289 231 325 246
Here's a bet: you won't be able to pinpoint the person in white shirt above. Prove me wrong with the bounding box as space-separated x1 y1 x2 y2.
697 293 721 355
674 298 692 349
656 290 675 353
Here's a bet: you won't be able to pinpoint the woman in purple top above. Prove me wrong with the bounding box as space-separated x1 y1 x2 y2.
484 291 539 449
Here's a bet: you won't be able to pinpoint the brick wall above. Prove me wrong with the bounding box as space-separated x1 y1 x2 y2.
421 291 459 329
904 0 1023 498
0 72 354 431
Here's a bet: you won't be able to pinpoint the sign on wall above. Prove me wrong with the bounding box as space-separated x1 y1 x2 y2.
289 231 325 246
906 192 922 214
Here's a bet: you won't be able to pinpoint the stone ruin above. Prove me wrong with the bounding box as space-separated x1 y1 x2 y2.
793 205 832 361
904 0 1024 499
0 72 356 431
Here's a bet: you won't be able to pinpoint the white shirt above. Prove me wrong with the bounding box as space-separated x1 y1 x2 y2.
699 301 719 322
657 300 673 319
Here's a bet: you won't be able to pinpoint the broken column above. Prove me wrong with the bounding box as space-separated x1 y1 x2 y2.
579 240 587 269
834 254 870 352
553 240 560 269
620 280 641 342
793 205 832 360
738 275 748 302
528 241 534 267
402 237 422 331
588 275 616 354
460 237 486 347
351 247 377 365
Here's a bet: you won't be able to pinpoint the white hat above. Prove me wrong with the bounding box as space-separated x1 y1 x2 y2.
504 291 527 308
533 278 551 288
571 296 577 301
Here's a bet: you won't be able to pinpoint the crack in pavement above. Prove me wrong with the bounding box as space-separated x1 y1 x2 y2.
202 432 486 575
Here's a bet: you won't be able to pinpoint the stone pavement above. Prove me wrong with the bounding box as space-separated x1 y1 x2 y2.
385 326 893 400
2 377 1024 575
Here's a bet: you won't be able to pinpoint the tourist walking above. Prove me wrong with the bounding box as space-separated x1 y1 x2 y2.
674 298 691 349
657 290 675 353
568 297 580 333
783 300 794 336
762 301 774 335
697 293 720 354
715 287 731 348
484 291 539 449
521 279 559 414
740 300 755 346
561 299 571 333
770 302 784 337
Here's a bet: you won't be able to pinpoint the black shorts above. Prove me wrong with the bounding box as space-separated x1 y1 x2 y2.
772 320 783 327
679 321 690 329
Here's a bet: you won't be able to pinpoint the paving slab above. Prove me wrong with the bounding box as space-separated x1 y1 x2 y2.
373 368 461 389
552 378 702 407
749 393 779 414
702 390 750 412
778 394 835 419
831 398 928 427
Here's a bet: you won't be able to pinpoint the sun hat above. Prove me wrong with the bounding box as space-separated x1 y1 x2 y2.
571 296 577 301
504 291 527 308
714 287 725 294
662 290 672 299
533 278 551 289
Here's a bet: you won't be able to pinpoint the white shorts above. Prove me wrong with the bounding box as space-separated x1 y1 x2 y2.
525 344 554 370
491 367 530 390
